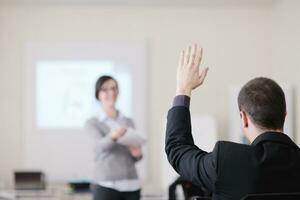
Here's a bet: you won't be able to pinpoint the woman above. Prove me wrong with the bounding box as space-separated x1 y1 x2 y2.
85 75 142 200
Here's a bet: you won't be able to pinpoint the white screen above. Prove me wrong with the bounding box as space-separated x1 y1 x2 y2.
36 60 132 129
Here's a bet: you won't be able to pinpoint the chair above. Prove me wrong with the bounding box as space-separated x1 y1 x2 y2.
241 192 300 200
190 197 212 200
168 176 211 200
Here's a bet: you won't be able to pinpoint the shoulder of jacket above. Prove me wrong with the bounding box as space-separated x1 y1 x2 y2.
215 140 253 152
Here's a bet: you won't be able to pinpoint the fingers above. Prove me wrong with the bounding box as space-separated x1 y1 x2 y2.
128 145 141 151
177 43 208 93
184 46 191 65
183 44 201 68
178 50 184 69
121 127 127 132
199 67 209 84
121 128 127 135
194 46 203 69
111 128 127 140
116 127 127 137
188 44 197 67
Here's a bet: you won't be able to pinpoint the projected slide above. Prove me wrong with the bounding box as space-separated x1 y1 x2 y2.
36 60 132 129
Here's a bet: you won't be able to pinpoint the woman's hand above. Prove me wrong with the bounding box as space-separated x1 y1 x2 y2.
128 145 142 158
110 127 127 141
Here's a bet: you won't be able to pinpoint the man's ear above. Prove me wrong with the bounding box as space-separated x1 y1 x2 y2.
240 111 248 128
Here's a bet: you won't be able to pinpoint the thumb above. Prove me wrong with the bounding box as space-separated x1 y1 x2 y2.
199 67 209 85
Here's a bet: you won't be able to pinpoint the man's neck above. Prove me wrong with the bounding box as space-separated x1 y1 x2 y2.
250 128 284 143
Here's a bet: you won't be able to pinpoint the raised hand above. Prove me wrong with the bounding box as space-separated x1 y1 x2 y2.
176 44 209 96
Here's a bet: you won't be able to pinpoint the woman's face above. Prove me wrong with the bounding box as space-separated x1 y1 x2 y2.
98 79 119 107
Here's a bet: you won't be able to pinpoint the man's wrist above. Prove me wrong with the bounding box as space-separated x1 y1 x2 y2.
176 88 192 96
173 95 190 108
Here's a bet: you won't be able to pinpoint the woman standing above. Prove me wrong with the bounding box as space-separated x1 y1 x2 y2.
86 75 142 200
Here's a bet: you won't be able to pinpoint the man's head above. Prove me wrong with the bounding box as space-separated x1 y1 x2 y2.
238 77 286 142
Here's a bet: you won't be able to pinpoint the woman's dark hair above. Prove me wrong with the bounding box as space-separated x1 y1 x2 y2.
95 75 118 100
238 77 286 130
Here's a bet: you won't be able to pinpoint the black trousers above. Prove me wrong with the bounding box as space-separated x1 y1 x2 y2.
93 184 141 200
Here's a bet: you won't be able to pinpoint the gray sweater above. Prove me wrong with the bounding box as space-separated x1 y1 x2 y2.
85 115 140 182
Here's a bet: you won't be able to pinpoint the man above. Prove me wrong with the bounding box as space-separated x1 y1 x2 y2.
165 44 300 200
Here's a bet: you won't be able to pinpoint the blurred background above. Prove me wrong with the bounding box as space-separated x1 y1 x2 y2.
0 0 299 199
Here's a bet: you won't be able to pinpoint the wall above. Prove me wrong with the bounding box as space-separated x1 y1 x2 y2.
0 1 276 193
270 0 300 144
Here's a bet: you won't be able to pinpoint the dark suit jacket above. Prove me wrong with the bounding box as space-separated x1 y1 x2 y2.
165 106 300 200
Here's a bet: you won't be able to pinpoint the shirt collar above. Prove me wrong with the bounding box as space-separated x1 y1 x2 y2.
251 131 299 149
97 110 123 122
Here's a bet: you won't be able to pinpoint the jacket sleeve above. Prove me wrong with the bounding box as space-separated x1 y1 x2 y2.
165 106 219 192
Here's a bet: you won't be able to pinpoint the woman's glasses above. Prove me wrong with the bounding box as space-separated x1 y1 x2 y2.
100 86 118 93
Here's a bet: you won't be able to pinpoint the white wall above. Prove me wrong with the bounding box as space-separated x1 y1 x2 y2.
270 0 300 144
0 0 297 193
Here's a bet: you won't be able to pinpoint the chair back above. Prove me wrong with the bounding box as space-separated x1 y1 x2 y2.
241 192 300 200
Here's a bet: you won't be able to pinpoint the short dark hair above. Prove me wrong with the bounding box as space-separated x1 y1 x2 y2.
95 75 118 100
238 77 286 130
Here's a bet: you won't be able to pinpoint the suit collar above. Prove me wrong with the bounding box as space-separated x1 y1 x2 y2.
251 132 299 148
